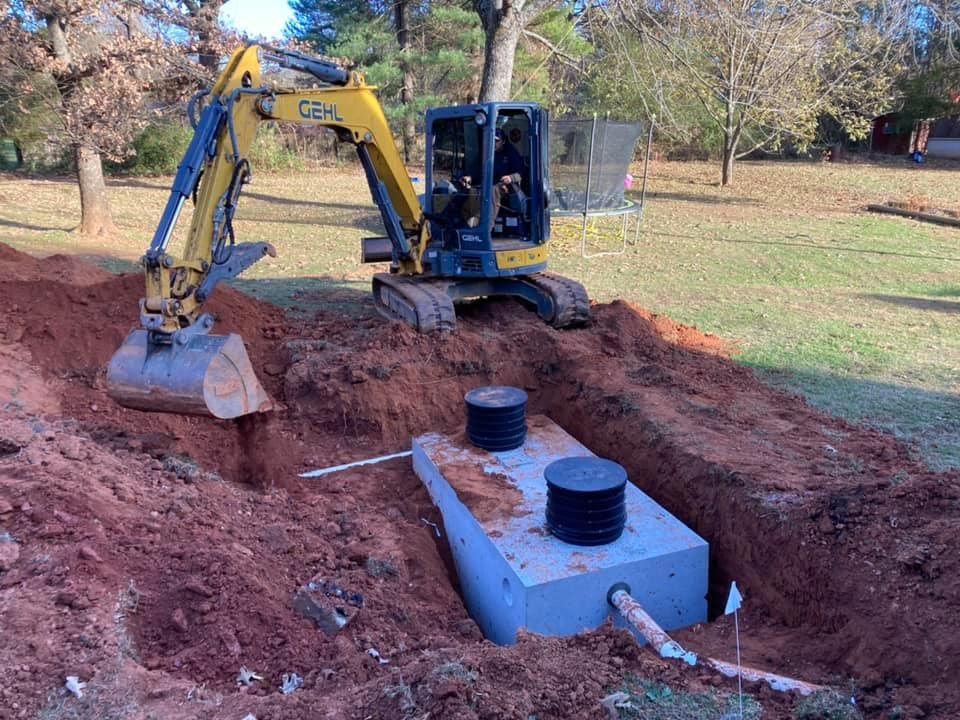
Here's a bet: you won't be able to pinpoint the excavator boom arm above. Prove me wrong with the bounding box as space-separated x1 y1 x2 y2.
107 45 429 420
141 45 427 336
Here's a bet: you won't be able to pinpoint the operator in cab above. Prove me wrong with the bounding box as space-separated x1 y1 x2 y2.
492 128 525 232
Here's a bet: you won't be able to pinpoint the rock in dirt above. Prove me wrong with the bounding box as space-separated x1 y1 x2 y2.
0 420 33 455
54 590 90 610
58 435 84 461
0 498 13 515
293 578 363 637
78 545 103 563
183 580 214 598
220 629 242 657
64 676 86 699
171 607 189 633
0 537 20 571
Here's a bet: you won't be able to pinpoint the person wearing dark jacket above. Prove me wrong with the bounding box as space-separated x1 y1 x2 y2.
492 128 525 231
494 128 524 186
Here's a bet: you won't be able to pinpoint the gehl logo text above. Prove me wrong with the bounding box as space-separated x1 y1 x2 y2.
298 100 344 122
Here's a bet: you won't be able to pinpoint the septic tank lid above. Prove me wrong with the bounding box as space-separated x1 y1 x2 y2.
465 386 528 452
545 456 628 546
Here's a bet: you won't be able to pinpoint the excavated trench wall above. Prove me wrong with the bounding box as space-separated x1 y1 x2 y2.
4 246 958 714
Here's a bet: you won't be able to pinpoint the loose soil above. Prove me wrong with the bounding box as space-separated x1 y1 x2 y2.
1 243 957 719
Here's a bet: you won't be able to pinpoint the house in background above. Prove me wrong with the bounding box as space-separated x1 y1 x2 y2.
870 113 929 155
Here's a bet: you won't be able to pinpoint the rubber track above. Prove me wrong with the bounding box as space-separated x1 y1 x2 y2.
524 272 591 328
372 274 456 333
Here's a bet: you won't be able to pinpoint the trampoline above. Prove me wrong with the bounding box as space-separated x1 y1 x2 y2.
550 116 653 258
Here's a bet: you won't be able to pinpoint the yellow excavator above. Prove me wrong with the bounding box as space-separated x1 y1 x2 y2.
106 45 589 420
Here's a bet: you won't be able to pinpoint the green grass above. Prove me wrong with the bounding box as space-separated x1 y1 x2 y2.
549 158 960 469
1 156 958 468
604 678 762 719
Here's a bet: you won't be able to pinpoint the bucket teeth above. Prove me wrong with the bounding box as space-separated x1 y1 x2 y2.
106 329 272 419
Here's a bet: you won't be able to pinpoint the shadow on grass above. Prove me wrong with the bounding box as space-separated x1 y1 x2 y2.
752 364 960 471
106 177 170 191
646 190 763 206
243 191 373 213
0 217 71 232
650 230 960 262
238 212 382 232
863 293 960 314
105 178 375 214
75 255 142 274
228 275 378 320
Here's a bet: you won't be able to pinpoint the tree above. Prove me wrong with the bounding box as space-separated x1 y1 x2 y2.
0 1 232 236
897 0 960 123
182 0 227 71
395 0 416 161
0 3 169 236
612 0 910 185
511 4 592 109
286 0 386 51
472 0 562 101
287 1 486 158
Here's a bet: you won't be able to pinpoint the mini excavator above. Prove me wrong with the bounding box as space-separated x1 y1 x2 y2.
107 46 589 420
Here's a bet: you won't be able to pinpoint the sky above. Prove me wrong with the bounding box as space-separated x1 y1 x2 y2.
220 0 294 41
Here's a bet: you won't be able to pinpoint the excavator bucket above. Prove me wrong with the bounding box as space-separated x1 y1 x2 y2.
106 329 272 419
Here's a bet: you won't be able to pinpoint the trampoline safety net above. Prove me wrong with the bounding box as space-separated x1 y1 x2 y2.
550 118 644 212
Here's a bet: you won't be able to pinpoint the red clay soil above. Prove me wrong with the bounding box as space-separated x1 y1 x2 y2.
0 243 958 719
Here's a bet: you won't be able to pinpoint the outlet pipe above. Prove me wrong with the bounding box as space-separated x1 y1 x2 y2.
607 583 827 696
299 450 412 478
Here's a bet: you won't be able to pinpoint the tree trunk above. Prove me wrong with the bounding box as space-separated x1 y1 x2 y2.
721 94 738 186
478 8 523 101
721 144 735 186
75 144 117 237
186 1 226 73
395 0 417 163
45 13 117 237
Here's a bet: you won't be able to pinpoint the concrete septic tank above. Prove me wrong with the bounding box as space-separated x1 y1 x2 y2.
412 415 708 645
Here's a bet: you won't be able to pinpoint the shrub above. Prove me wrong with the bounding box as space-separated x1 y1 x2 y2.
248 124 303 172
119 120 192 175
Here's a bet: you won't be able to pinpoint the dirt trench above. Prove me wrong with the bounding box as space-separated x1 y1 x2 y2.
0 244 958 719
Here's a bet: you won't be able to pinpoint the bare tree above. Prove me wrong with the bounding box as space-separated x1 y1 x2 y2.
612 0 910 185
180 0 229 72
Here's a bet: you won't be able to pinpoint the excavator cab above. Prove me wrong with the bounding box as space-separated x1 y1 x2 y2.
422 103 551 278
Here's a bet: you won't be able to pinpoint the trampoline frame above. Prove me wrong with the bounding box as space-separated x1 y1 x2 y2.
552 115 655 258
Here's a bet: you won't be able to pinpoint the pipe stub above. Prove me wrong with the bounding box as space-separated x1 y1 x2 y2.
607 582 631 606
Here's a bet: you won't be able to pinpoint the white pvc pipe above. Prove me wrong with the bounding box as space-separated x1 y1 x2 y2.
608 587 827 696
299 450 412 478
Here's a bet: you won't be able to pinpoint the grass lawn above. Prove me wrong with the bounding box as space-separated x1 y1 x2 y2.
1 156 958 468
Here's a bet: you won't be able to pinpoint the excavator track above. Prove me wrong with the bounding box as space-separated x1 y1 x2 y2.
522 272 591 328
372 273 457 333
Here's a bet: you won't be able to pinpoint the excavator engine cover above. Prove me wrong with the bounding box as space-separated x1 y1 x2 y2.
107 328 272 419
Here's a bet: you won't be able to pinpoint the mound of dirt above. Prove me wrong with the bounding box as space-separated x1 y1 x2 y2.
1 244 958 719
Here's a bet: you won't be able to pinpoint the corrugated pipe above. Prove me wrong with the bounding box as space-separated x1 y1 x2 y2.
607 583 827 696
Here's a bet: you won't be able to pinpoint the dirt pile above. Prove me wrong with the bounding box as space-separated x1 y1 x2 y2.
1 244 958 719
